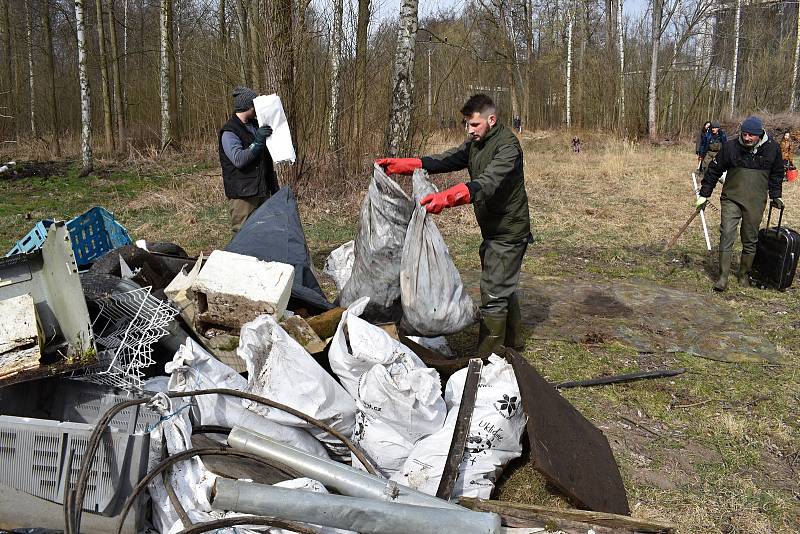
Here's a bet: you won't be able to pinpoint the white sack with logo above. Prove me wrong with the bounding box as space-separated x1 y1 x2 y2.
391 355 526 499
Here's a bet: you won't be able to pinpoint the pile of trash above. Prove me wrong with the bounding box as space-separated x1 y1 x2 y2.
0 178 659 533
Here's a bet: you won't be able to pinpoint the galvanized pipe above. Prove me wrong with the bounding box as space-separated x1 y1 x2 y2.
212 479 502 534
228 426 460 510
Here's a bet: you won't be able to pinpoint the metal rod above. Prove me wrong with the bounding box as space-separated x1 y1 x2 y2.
556 368 686 389
228 425 462 510
691 172 712 251
212 479 502 534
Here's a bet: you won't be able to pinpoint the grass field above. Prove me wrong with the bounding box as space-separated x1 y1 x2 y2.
1 132 798 533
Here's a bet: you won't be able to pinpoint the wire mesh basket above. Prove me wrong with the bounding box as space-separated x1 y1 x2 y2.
78 286 177 391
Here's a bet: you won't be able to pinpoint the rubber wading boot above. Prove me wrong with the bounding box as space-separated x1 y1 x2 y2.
477 312 507 357
738 253 755 287
714 250 733 292
504 294 524 350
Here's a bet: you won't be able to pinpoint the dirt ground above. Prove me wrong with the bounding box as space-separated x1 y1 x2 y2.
1 131 798 532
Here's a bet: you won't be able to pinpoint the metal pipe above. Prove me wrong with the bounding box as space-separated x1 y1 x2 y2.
212 479 502 534
228 426 461 510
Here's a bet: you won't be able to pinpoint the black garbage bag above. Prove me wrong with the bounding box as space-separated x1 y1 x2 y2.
226 186 333 314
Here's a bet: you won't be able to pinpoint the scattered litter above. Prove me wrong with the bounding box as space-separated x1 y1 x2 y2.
323 240 355 291
400 170 478 336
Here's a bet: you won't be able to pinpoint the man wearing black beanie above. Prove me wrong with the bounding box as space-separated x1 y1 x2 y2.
696 116 784 291
218 86 279 232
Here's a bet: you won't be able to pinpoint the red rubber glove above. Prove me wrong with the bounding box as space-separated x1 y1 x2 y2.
375 157 422 175
420 183 471 214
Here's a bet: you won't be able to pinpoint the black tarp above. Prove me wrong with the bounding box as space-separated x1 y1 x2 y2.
226 187 333 314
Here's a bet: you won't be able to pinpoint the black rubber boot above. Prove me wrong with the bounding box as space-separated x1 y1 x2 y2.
504 293 524 350
477 312 507 357
738 253 755 287
714 250 733 292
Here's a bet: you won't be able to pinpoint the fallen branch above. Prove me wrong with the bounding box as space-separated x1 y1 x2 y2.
556 368 686 389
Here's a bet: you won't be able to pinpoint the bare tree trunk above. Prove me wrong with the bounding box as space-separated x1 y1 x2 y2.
729 0 740 117
2 0 15 138
122 0 128 107
792 0 800 112
667 37 678 131
385 0 418 157
159 0 172 148
175 0 184 120
218 0 226 59
41 0 60 155
75 0 93 174
233 0 249 84
25 0 35 137
566 8 573 128
648 0 662 141
95 0 115 150
327 0 343 149
246 0 260 86
355 0 370 145
108 0 126 148
617 0 625 132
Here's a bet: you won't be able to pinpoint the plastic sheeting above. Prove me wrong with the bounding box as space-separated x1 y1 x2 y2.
254 94 296 164
400 170 478 336
226 187 333 315
339 165 414 322
322 241 354 292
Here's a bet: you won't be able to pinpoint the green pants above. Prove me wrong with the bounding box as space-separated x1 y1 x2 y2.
230 195 267 233
719 198 765 255
478 239 527 315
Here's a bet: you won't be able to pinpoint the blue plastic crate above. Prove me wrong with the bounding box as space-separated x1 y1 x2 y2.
6 220 54 256
5 207 132 267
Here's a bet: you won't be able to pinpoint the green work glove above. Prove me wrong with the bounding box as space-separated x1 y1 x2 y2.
250 125 273 156
695 196 708 210
771 197 784 209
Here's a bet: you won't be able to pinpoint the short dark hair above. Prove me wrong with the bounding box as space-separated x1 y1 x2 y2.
461 94 496 117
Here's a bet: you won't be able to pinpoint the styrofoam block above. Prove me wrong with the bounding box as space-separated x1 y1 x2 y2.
192 250 294 329
0 294 40 375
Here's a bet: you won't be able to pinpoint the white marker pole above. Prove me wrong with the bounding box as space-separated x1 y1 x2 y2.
691 172 712 251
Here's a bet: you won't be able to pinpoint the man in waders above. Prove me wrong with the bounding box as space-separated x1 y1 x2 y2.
696 116 784 291
376 94 532 356
698 120 726 177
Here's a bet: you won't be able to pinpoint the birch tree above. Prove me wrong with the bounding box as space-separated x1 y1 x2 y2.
729 0 741 117
41 0 60 155
25 0 35 137
159 0 172 149
566 8 573 127
648 0 663 140
74 0 93 175
327 0 343 150
2 0 15 137
95 0 115 150
385 0 419 157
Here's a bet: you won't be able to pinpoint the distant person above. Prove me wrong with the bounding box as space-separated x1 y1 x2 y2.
698 121 727 178
696 116 784 291
218 86 279 232
571 136 581 153
780 131 794 169
695 120 711 165
513 116 522 133
376 94 531 356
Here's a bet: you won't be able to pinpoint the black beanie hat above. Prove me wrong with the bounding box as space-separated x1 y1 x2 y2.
233 86 257 112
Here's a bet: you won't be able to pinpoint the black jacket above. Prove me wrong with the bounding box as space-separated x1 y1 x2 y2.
218 114 279 199
700 135 784 200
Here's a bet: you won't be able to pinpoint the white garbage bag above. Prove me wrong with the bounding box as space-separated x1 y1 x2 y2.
406 336 455 358
239 314 357 458
339 165 414 322
166 338 329 458
351 360 446 476
391 355 526 499
328 296 424 397
323 240 355 292
400 169 478 336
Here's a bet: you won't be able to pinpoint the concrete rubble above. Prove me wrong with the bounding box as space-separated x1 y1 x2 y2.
0 203 674 534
